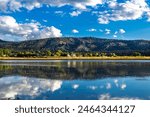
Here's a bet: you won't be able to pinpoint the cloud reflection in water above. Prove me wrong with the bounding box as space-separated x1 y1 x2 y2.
0 76 62 99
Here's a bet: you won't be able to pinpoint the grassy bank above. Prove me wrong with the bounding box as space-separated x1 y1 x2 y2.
0 56 150 60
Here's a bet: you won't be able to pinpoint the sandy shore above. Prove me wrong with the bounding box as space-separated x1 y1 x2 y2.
0 56 150 60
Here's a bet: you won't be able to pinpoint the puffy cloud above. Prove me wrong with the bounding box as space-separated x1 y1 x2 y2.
108 0 117 8
98 16 110 24
119 29 126 34
0 0 9 12
112 29 125 38
72 29 79 33
0 0 103 12
70 11 81 17
0 0 41 12
23 1 41 10
88 28 97 32
1 0 150 24
113 31 118 38
0 16 62 41
47 0 103 10
9 0 22 12
97 0 150 24
105 29 111 34
113 35 117 38
34 26 62 39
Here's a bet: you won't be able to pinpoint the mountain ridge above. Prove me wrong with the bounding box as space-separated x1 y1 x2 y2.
0 37 150 55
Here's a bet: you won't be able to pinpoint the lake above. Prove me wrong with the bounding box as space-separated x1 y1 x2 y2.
0 60 150 100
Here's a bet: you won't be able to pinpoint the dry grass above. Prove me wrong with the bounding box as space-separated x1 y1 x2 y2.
0 56 150 60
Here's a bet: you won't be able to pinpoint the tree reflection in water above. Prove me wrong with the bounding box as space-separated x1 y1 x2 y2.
0 60 150 100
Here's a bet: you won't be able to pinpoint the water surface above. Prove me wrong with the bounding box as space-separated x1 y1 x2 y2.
0 60 150 100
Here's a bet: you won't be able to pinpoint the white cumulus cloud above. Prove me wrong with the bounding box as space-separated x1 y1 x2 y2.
70 11 82 17
112 29 126 38
119 29 126 34
0 16 62 41
113 35 117 38
72 29 79 33
1 0 150 24
105 29 111 34
0 0 103 12
98 16 110 24
97 0 150 24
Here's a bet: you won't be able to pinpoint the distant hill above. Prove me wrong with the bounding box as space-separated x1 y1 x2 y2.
0 37 150 54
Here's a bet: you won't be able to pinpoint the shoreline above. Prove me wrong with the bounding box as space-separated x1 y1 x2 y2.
0 56 150 60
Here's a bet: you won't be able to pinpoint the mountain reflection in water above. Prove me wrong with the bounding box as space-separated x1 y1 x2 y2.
0 60 150 100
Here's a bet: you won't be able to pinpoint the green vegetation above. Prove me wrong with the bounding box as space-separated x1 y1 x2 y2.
133 52 142 56
0 48 149 58
0 49 12 57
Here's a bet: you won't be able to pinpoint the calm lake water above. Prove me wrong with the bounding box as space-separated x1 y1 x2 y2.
0 60 150 100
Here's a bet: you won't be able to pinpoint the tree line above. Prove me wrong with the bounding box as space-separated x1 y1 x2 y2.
0 48 146 57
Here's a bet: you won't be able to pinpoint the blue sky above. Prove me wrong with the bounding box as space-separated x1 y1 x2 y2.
0 0 150 41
